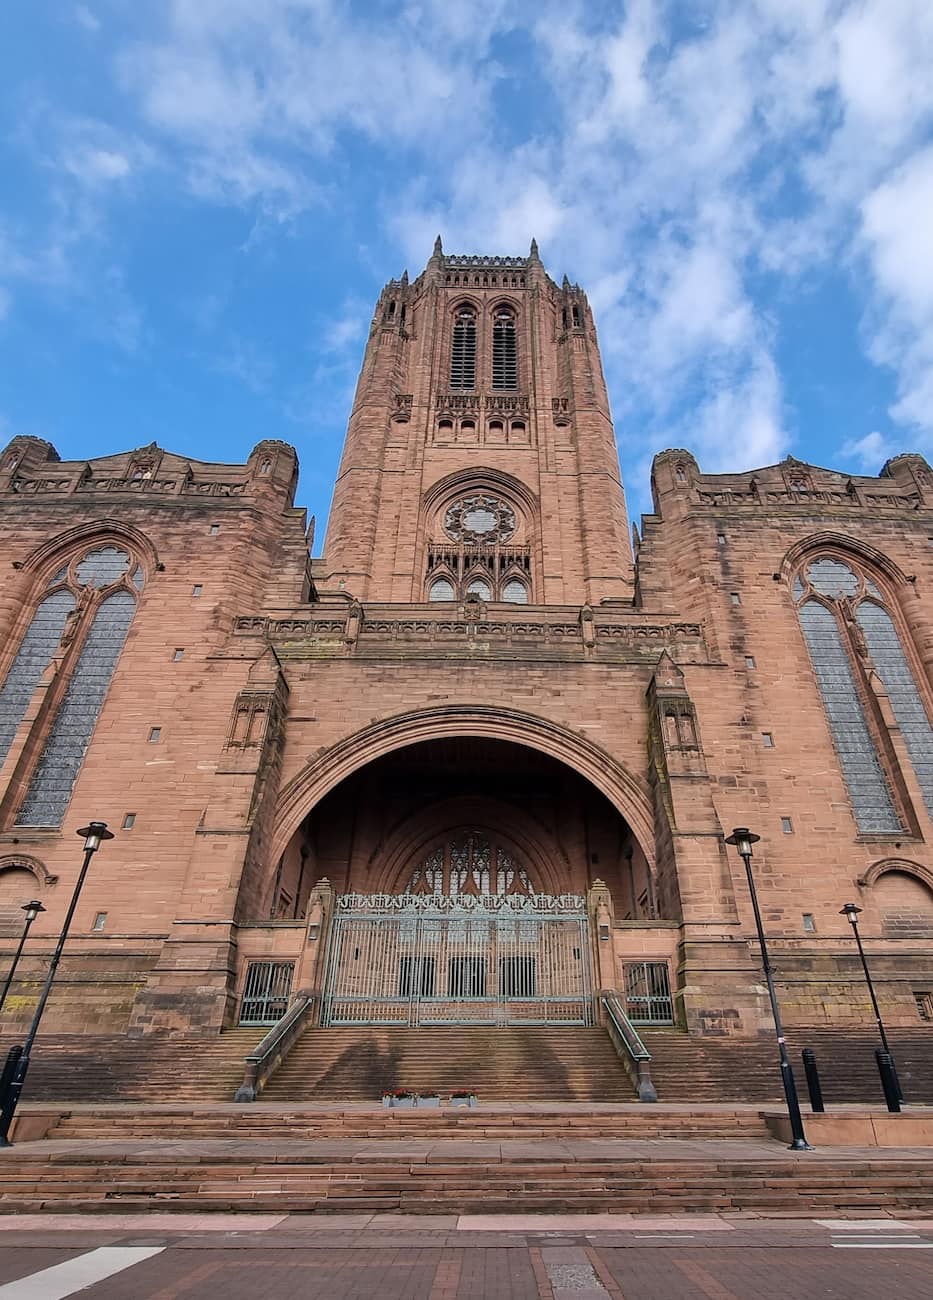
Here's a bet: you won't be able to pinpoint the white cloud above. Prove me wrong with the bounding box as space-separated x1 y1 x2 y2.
838 429 898 472
74 5 100 33
860 146 933 433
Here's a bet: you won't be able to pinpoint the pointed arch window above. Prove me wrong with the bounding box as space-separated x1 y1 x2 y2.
450 307 476 389
0 544 143 827
492 308 517 390
404 832 534 896
793 555 933 833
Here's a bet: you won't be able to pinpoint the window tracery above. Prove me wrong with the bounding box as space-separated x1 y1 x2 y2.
403 832 533 896
793 554 933 833
0 543 143 826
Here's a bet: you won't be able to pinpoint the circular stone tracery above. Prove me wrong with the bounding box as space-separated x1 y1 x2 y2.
444 495 516 544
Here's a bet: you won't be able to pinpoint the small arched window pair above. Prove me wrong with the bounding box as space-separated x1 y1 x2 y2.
0 545 144 827
794 555 933 833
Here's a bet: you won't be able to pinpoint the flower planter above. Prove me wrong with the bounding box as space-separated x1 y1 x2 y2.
383 1094 416 1109
418 1095 441 1108
449 1094 478 1108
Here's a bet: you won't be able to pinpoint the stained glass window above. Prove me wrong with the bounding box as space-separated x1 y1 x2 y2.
429 579 455 601
798 600 900 832
75 547 131 588
858 601 933 819
466 579 491 600
502 580 528 604
0 590 76 765
403 834 534 896
16 592 135 826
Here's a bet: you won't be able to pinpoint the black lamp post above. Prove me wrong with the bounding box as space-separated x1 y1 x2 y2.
725 827 812 1150
0 901 46 1017
0 822 113 1147
840 902 902 1100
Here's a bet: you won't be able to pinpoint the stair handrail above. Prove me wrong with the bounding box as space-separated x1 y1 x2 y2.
601 992 658 1103
234 993 314 1102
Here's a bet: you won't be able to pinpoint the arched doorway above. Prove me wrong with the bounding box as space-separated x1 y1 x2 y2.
322 828 593 1026
262 735 656 1029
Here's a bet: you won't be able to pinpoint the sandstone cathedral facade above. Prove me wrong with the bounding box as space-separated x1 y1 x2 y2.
0 240 932 1061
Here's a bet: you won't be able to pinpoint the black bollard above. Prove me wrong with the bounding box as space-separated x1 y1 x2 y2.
876 1050 901 1113
801 1048 825 1113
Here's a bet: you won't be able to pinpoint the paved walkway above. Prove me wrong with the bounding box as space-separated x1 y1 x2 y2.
0 1215 932 1297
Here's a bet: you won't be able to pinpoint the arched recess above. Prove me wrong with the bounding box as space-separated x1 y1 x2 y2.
271 705 655 869
368 795 572 896
0 854 57 888
860 857 933 895
422 465 539 521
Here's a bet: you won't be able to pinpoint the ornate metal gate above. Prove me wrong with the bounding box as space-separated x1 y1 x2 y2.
322 892 593 1026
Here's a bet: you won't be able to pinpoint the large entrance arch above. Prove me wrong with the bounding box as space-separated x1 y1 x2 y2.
256 720 658 1030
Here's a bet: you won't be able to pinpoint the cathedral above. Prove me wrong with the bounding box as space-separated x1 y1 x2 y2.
1 239 932 1089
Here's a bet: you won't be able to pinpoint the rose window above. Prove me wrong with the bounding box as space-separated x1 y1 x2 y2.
444 495 516 544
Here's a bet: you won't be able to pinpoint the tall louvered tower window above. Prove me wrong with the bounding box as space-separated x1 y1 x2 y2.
450 307 476 389
793 556 933 833
492 308 517 390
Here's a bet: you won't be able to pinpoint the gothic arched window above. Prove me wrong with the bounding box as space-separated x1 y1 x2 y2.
793 555 933 833
450 307 476 389
403 831 534 896
0 544 144 827
502 579 528 604
492 307 517 390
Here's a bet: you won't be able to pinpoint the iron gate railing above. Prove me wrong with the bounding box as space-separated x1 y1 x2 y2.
322 892 593 1026
623 961 674 1024
238 961 294 1025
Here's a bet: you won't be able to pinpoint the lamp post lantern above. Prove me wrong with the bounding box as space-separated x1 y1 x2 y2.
725 827 812 1150
0 822 113 1147
0 900 46 1017
840 902 902 1101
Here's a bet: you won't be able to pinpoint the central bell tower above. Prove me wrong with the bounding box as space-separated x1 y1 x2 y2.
323 238 633 605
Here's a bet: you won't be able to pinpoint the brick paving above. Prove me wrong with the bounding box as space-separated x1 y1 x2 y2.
2 1220 933 1298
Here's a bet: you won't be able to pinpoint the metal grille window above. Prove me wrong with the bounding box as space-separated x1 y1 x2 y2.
502 579 528 604
238 961 294 1025
17 592 135 826
492 309 517 389
0 590 76 765
798 599 900 832
450 308 476 389
623 962 674 1024
857 601 933 820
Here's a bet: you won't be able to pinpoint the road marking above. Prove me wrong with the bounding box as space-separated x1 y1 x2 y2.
0 1246 164 1299
832 1243 933 1250
816 1219 912 1230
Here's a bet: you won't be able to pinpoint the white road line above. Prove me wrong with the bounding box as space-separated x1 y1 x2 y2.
832 1243 933 1250
0 1246 165 1299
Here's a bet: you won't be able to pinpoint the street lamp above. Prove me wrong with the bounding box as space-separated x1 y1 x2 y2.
840 902 902 1100
725 827 812 1150
0 900 46 1016
0 822 113 1146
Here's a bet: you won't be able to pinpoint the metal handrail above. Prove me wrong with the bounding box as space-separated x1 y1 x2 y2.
601 993 657 1102
234 994 313 1102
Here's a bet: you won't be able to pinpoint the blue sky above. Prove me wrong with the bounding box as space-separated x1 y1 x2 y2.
2 1 933 535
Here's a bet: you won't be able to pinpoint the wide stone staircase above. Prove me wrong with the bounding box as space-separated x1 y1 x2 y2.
642 1026 933 1105
260 1026 635 1102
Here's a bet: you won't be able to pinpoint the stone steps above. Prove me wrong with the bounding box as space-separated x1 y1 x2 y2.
1 1147 931 1215
642 1028 933 1104
44 1106 771 1142
261 1026 635 1102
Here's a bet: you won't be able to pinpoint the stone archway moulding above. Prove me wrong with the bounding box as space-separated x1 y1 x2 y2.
859 857 933 895
0 854 58 887
271 705 655 868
